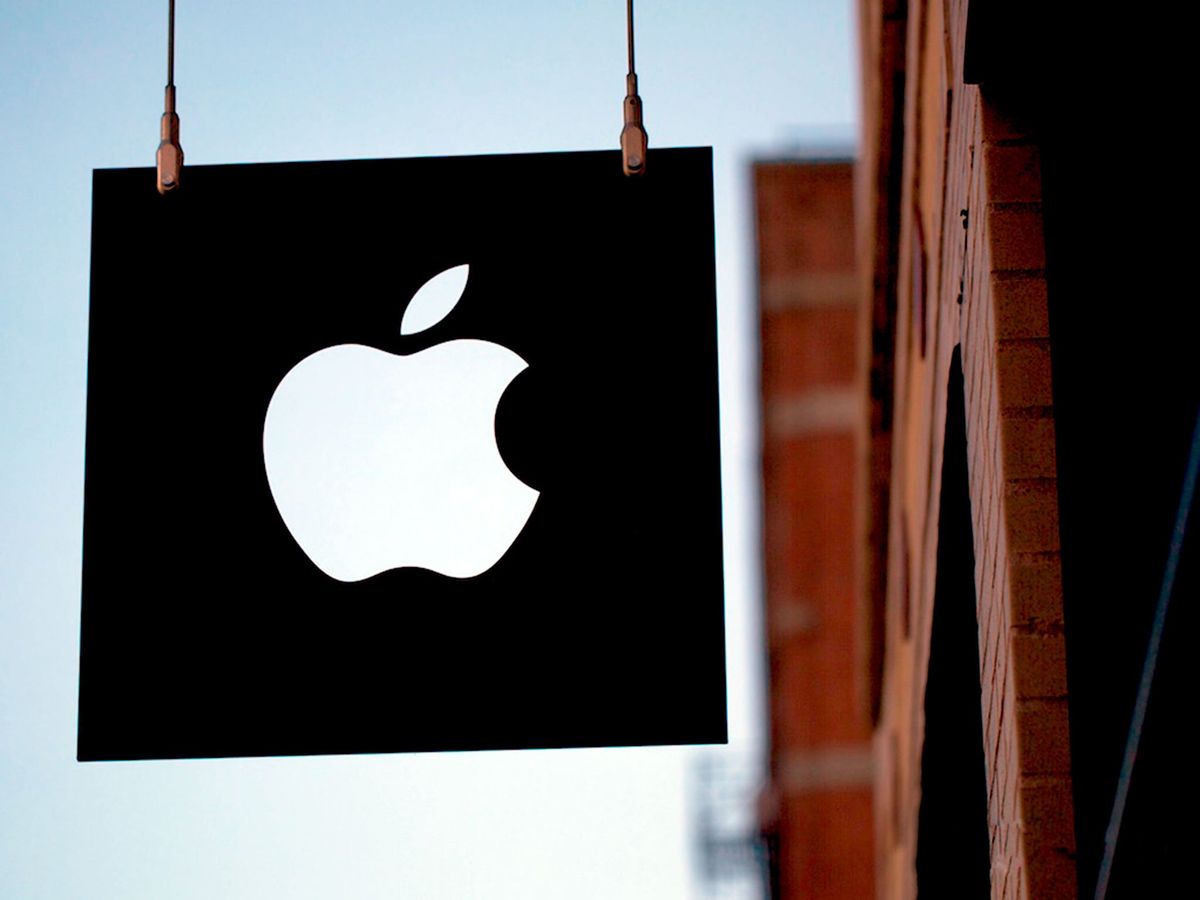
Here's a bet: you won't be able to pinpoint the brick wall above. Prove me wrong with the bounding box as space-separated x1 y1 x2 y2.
860 1 1077 897
756 160 875 900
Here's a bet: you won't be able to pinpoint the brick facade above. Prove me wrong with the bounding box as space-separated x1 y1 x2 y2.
756 159 875 900
760 4 1191 897
861 1 1076 897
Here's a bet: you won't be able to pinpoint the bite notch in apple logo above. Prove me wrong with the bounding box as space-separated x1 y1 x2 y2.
262 264 539 583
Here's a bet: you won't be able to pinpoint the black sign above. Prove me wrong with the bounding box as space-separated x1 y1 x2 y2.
79 148 726 760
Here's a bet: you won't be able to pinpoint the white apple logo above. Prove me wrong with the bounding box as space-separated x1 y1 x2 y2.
262 264 539 582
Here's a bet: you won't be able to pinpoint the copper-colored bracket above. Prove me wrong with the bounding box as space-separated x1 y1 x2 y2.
621 73 648 176
156 1 181 194
157 85 183 194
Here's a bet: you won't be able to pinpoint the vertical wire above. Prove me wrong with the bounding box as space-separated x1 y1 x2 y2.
167 0 175 87
1094 402 1200 899
626 0 635 75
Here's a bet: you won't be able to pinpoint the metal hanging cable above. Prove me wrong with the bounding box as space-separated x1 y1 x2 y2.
620 0 647 176
626 0 635 74
168 0 174 86
1094 402 1200 899
157 0 183 193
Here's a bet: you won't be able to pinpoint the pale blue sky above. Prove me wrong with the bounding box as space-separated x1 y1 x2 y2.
0 2 856 897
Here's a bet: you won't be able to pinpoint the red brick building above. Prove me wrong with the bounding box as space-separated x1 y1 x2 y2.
757 3 1194 898
756 157 873 899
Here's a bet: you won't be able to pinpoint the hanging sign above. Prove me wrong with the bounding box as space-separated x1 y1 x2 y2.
78 148 726 760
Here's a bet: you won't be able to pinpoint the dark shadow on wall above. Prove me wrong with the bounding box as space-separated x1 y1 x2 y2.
1033 35 1198 896
915 347 991 899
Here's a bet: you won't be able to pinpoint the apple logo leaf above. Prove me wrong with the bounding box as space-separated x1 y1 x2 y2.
400 264 470 336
